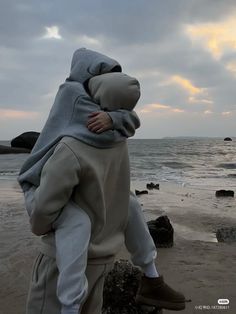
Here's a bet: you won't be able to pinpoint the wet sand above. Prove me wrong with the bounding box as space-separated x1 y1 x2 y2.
0 180 39 314
0 179 236 314
127 181 236 313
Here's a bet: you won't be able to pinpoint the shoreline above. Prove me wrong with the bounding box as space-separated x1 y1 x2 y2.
131 180 236 243
0 178 236 313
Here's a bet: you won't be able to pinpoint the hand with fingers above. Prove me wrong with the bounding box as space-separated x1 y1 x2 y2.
87 111 113 133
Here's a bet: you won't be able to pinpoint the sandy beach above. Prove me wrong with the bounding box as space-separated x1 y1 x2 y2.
0 179 236 314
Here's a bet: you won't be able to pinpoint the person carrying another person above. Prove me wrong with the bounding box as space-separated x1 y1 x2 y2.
19 48 186 314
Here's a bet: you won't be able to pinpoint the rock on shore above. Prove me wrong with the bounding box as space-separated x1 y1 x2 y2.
147 216 174 248
135 190 149 196
215 190 234 197
103 260 162 314
11 131 40 150
0 145 31 154
0 131 40 154
216 227 236 243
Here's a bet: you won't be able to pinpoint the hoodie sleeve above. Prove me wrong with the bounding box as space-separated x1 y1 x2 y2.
107 110 140 137
30 142 80 236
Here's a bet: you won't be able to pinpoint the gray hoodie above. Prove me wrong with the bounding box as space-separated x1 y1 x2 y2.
18 48 140 191
25 61 141 264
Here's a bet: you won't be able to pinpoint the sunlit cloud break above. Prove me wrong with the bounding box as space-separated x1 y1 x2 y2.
163 74 211 105
222 111 231 116
149 103 170 109
43 26 62 39
139 103 170 113
0 109 39 119
226 61 236 76
172 108 185 113
170 75 202 95
138 103 185 114
186 14 236 59
204 110 213 115
189 96 213 105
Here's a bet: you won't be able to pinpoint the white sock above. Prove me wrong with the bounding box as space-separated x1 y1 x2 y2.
142 261 160 278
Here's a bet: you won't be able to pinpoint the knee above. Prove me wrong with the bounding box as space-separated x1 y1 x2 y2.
129 193 141 217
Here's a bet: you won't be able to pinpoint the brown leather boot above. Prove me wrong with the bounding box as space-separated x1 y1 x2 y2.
135 275 186 311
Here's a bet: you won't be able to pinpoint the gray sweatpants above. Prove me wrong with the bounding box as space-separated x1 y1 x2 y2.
26 253 113 314
26 192 157 313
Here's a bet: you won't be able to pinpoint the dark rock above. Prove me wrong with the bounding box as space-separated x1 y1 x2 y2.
103 260 162 314
215 190 234 197
146 183 159 190
147 216 174 248
135 190 149 196
11 131 40 150
224 137 232 141
0 145 31 154
216 227 236 243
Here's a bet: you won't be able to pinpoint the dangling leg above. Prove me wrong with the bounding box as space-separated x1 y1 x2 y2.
125 192 159 277
125 192 186 311
53 200 91 314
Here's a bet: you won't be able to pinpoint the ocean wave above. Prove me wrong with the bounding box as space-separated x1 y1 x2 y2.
161 162 193 169
0 171 19 177
216 163 236 169
193 174 225 179
174 151 215 156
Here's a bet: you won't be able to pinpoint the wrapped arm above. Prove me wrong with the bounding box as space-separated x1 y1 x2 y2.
107 110 140 137
30 142 80 236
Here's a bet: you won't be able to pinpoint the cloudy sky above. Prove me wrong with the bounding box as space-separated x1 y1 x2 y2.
1 0 236 139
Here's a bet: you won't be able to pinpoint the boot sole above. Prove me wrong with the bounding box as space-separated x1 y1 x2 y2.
136 295 186 311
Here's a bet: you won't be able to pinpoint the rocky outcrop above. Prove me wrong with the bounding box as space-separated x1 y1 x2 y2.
0 131 40 154
103 260 162 314
147 216 174 248
216 227 236 243
224 137 232 141
0 145 31 154
11 131 40 150
215 190 234 197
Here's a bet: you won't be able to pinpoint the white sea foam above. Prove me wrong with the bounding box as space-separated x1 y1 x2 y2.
128 138 236 189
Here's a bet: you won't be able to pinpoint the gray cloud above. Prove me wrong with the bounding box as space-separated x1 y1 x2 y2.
0 0 236 138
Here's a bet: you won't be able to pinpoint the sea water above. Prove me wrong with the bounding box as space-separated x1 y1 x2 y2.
1 138 236 190
128 138 236 189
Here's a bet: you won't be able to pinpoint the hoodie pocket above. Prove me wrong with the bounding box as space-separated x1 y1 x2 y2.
31 252 44 283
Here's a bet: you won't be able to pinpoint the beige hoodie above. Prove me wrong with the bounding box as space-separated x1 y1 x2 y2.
31 73 140 264
89 72 140 111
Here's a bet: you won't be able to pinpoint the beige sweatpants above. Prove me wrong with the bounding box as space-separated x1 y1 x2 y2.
26 253 113 314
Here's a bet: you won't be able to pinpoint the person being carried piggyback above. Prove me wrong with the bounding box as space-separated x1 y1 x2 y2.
19 48 186 314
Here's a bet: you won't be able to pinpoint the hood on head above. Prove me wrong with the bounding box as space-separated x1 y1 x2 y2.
67 48 122 84
88 72 140 111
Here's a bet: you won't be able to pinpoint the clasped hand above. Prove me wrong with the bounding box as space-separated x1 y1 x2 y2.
87 111 113 133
